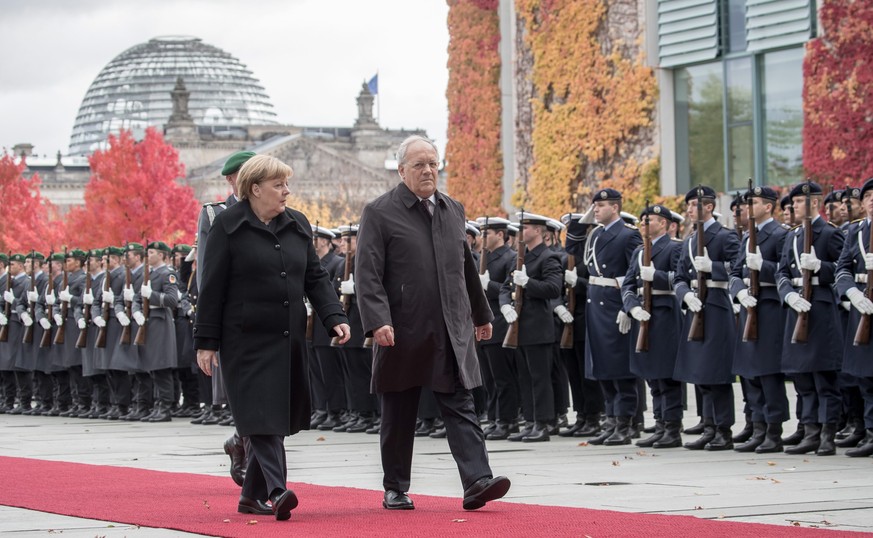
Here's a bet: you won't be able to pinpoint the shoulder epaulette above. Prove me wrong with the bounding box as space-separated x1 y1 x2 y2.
827 221 839 228
624 222 638 230
851 218 864 225
202 201 225 208
671 237 683 242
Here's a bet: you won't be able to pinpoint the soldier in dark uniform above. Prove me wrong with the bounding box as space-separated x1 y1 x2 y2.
54 249 91 416
673 186 741 451
1 254 33 412
116 243 149 421
170 244 198 417
780 195 795 228
35 253 72 415
777 181 845 456
545 218 571 432
729 186 790 453
24 252 50 415
79 248 110 418
566 189 642 446
622 204 683 448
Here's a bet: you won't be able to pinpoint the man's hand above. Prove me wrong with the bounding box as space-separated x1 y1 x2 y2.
865 252 873 270
132 311 146 326
77 318 86 330
479 269 490 291
83 290 94 305
45 290 56 306
102 289 115 304
53 313 64 326
578 204 595 224
39 317 51 330
20 312 33 327
58 287 72 303
847 287 873 315
692 247 713 274
554 304 574 323
683 292 703 313
123 286 135 302
3 289 14 303
305 300 313 317
0 312 7 326
116 312 130 327
746 247 763 271
332 323 351 344
340 273 355 296
197 349 219 376
141 280 153 299
474 323 492 342
639 258 655 282
616 311 631 334
629 306 650 322
564 267 578 287
93 315 106 328
27 290 39 303
800 247 821 273
512 266 529 288
374 324 395 347
785 292 811 313
736 288 758 309
500 304 518 324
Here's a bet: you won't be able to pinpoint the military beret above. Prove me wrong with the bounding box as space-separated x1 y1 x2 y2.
684 185 717 204
88 248 103 258
126 242 144 253
729 192 746 210
0 253 7 264
780 194 792 210
148 241 172 253
640 204 673 220
860 178 873 200
105 246 125 256
746 186 778 202
66 248 87 261
516 212 550 226
49 252 65 262
546 218 565 232
172 244 193 254
670 210 685 224
846 185 862 200
26 251 45 261
337 224 359 236
592 188 622 202
620 211 639 225
311 225 335 240
465 221 481 237
788 181 823 199
475 216 511 230
9 254 26 263
221 151 256 176
823 190 839 205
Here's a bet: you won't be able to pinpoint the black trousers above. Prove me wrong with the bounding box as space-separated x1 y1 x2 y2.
744 373 790 424
480 343 520 422
793 371 841 424
132 372 153 406
838 372 863 421
34 371 53 405
569 344 605 416
15 371 33 404
0 371 15 405
174 367 199 407
68 365 92 407
313 345 346 413
196 369 212 405
648 380 663 420
151 368 174 405
653 378 683 422
342 347 377 414
600 378 638 418
106 370 132 407
519 344 555 422
241 434 287 502
551 344 570 417
856 377 873 429
380 380 492 493
51 370 71 407
417 388 440 421
89 373 110 406
698 384 735 428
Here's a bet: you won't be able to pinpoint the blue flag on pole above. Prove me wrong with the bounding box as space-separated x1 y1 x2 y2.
367 74 378 95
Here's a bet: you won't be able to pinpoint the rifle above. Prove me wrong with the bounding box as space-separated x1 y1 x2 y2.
23 251 36 344
306 222 319 343
53 248 68 345
96 254 110 348
120 260 132 345
40 251 54 348
331 226 354 347
134 242 150 346
734 192 744 240
503 210 526 349
853 220 873 346
75 259 92 348
0 251 11 343
826 185 835 223
479 217 489 276
742 179 759 342
688 187 707 342
791 181 813 344
635 201 652 353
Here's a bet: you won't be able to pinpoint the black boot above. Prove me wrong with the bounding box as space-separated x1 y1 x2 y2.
755 423 784 454
732 414 754 443
835 418 865 448
317 411 342 430
705 427 734 451
508 422 534 442
309 409 328 429
147 402 172 422
782 423 805 445
636 421 665 448
574 414 603 437
734 422 766 453
346 413 374 433
558 419 585 437
653 421 683 448
684 421 715 450
588 417 616 445
683 418 706 435
604 416 633 446
414 418 435 437
845 429 873 457
486 420 512 440
785 423 821 455
816 423 837 456
522 421 550 442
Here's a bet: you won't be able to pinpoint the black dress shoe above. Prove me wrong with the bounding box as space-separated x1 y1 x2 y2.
704 428 733 451
429 427 447 439
846 430 873 457
683 418 706 436
270 489 298 520
238 496 272 515
224 434 246 487
558 420 585 437
383 489 414 510
684 425 715 450
462 476 510 510
415 418 435 436
486 421 512 440
521 422 550 443
782 424 805 445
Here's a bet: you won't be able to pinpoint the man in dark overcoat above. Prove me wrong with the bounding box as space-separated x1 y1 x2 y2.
355 135 510 511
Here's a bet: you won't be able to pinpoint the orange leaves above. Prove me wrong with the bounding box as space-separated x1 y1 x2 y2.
0 155 63 253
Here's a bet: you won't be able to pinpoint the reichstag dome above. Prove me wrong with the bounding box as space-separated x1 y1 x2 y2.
68 35 278 155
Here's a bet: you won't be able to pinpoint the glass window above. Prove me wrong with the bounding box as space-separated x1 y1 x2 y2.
727 0 748 53
675 62 725 193
726 57 753 189
761 47 804 186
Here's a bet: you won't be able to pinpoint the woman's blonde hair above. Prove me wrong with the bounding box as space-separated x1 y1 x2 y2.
236 155 293 200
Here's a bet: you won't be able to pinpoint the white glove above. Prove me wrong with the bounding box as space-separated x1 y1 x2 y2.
3 289 14 303
736 288 758 308
746 247 763 271
53 313 64 326
340 273 355 295
102 289 114 304
20 312 32 327
785 291 811 313
0 312 7 326
133 311 146 326
92 315 106 328
39 317 51 330
800 247 821 273
843 301 852 312
578 204 595 224
116 312 130 327
639 260 655 282
141 280 153 299
45 290 56 306
683 292 703 313
554 304 574 323
58 287 72 302
616 311 631 334
692 247 713 273
305 300 313 317
27 290 38 303
177 290 183 301
847 287 873 315
865 252 873 270
123 285 134 302
564 267 578 287
732 303 741 315
512 266 530 288
82 289 94 305
479 269 490 291
629 306 650 322
77 318 86 330
500 304 518 324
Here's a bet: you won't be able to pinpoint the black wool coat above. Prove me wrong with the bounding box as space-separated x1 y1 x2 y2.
194 200 347 437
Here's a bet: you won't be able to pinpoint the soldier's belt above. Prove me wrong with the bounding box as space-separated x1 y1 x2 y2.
743 278 776 287
690 280 729 290
791 277 820 287
589 276 622 288
637 288 675 296
856 274 869 284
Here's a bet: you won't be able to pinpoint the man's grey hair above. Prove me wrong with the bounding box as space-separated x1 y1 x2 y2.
397 135 439 165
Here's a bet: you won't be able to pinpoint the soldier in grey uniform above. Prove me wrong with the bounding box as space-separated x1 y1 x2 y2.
171 244 199 417
24 252 51 414
79 248 110 418
131 241 179 422
35 253 72 415
1 254 33 412
54 249 90 417
116 242 149 420
93 246 133 419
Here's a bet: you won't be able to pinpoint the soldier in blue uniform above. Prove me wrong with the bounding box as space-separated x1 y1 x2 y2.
777 181 845 456
566 188 642 446
729 186 790 453
545 218 571 432
673 186 740 451
621 204 683 448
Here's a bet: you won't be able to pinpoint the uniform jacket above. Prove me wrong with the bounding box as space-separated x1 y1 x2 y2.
196 194 237 290
481 244 516 345
132 263 178 371
0 272 29 371
313 249 344 347
498 242 562 346
53 269 85 368
835 219 871 376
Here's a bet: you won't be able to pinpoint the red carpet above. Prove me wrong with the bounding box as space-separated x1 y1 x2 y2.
0 456 857 537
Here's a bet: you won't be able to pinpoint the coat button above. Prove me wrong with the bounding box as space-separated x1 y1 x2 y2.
283 300 289 307
283 330 289 337
280 272 287 278
274 244 281 250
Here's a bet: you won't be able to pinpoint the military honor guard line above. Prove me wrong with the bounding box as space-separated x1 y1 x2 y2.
2 144 873 520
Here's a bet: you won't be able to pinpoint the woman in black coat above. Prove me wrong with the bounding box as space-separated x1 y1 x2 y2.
195 155 350 521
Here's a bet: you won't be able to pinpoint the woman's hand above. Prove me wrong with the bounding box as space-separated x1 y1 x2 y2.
197 349 219 376
332 323 352 345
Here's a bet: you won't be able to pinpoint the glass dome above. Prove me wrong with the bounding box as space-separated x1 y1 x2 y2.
69 36 277 155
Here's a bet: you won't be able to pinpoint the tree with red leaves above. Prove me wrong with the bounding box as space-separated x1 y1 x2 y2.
65 128 199 247
0 154 63 253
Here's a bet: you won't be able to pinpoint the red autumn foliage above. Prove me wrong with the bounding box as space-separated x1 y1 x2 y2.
0 154 63 254
65 128 199 247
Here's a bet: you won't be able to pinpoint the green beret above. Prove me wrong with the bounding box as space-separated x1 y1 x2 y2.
105 246 125 256
88 248 103 258
27 252 46 261
221 151 256 176
125 242 144 253
49 253 65 262
148 241 172 253
0 253 7 264
172 244 192 254
9 254 26 263
66 249 88 261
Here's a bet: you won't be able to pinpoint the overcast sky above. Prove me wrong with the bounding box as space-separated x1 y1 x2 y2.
0 0 450 157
